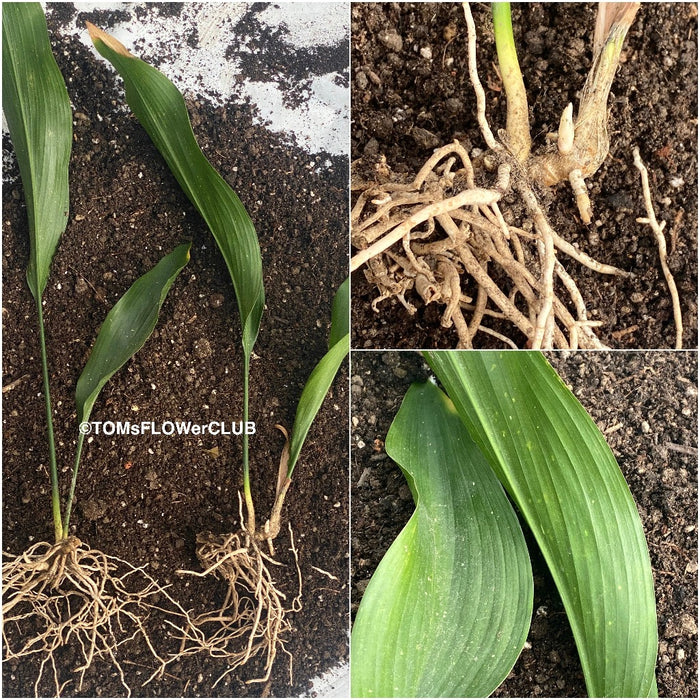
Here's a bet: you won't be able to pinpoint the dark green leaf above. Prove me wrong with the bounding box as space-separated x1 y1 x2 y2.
76 243 191 424
88 24 264 358
287 278 349 475
2 2 71 299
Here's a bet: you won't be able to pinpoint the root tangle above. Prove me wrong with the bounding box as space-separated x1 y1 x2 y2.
175 526 302 687
2 537 176 696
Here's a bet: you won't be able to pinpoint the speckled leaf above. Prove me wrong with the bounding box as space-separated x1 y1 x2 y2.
352 380 533 697
425 350 658 698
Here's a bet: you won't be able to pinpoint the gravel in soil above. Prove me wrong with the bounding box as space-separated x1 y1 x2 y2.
351 2 697 349
351 349 697 697
2 4 348 697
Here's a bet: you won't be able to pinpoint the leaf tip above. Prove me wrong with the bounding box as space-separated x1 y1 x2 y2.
86 21 133 58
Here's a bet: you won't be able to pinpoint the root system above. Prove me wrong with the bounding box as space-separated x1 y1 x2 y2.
2 537 178 696
351 2 681 350
175 525 302 688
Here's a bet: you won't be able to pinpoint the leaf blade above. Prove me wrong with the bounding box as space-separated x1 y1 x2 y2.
287 278 349 474
88 24 264 357
425 350 658 698
2 2 72 299
76 243 191 424
352 381 533 697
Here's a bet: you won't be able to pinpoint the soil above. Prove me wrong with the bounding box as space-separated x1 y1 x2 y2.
351 2 698 350
2 3 348 697
351 349 698 697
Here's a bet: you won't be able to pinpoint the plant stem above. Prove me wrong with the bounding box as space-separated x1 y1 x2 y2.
62 431 86 539
491 2 531 161
36 297 63 543
242 354 256 534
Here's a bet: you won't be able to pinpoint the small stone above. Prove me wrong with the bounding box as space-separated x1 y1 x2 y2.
378 29 403 53
664 613 697 638
393 367 407 378
419 46 432 60
355 71 368 90
411 126 440 149
641 420 651 433
74 277 89 295
81 499 106 521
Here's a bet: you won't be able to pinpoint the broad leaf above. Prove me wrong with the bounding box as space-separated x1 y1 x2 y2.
76 243 191 424
287 278 349 475
425 351 658 698
352 380 533 697
88 24 264 359
2 2 71 299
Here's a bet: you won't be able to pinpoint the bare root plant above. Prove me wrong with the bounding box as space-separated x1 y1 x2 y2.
174 517 302 689
351 2 682 349
2 537 187 696
174 439 303 690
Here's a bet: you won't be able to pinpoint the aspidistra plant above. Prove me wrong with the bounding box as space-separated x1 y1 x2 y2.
352 351 658 698
88 21 350 682
2 3 191 693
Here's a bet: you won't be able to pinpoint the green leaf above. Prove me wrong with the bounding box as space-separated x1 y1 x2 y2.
424 351 658 698
2 2 72 299
287 278 349 475
76 243 191 424
352 381 533 697
88 24 264 358
328 276 349 349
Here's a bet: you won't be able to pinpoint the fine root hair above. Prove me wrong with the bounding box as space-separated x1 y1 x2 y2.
175 524 302 688
2 536 184 697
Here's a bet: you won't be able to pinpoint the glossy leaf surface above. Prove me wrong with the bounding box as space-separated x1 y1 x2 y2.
2 2 71 299
425 350 658 698
88 24 264 358
76 243 191 424
352 380 532 697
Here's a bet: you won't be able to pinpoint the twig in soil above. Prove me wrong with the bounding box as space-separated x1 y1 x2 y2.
2 537 187 697
2 374 30 393
632 147 683 349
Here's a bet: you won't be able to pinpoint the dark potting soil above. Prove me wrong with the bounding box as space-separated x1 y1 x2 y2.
351 349 698 697
2 4 348 697
351 2 698 350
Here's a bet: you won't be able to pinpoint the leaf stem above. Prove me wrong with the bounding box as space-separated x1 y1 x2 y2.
62 431 86 539
36 297 62 543
242 354 256 534
491 2 531 161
